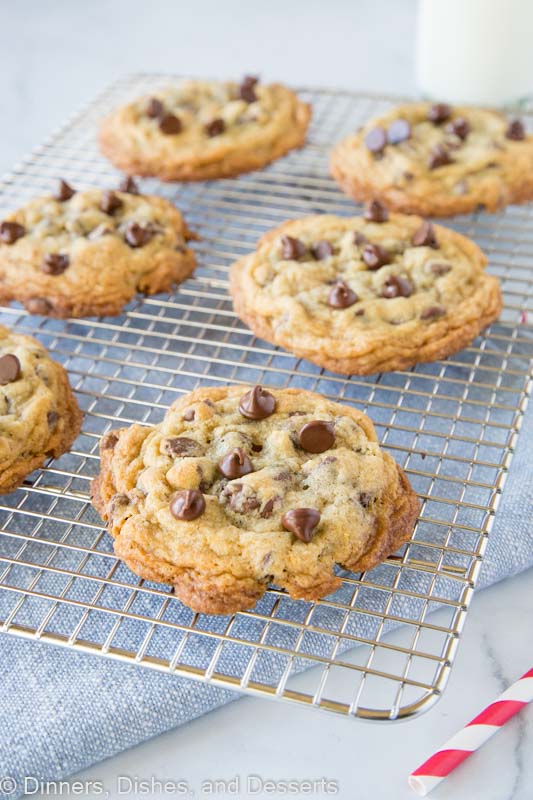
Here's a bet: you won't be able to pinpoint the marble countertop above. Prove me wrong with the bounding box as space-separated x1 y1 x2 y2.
1 2 532 798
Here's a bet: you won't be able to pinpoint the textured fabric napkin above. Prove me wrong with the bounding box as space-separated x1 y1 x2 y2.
0 401 531 797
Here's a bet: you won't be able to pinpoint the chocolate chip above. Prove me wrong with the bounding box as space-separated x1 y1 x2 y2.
0 221 25 245
102 432 119 450
224 484 261 513
364 200 389 223
170 489 205 521
260 497 277 518
164 437 204 457
428 144 453 169
159 113 182 135
421 305 446 319
124 221 154 248
311 240 333 260
239 75 259 103
41 253 70 275
146 97 164 118
354 231 368 247
0 354 21 384
328 280 357 309
412 221 438 248
205 118 225 137
219 447 254 479
281 235 307 260
506 119 526 141
298 420 335 453
380 274 413 298
363 243 390 269
281 508 321 543
428 103 452 124
365 127 387 154
183 409 195 421
47 410 59 428
446 117 470 140
100 190 123 215
430 262 452 276
118 176 139 194
239 385 276 420
55 179 76 202
26 298 53 315
388 118 411 144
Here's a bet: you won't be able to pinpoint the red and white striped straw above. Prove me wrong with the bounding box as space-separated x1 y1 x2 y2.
408 667 533 796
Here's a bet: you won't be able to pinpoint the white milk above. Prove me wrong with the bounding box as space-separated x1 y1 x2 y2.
416 0 533 106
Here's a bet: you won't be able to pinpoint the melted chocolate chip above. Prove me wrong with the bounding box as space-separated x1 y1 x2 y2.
260 497 276 518
183 408 195 421
205 118 225 137
239 75 259 103
363 243 390 269
281 235 307 260
0 354 21 384
170 489 205 521
159 113 182 135
55 179 76 201
109 493 129 517
364 199 389 223
0 221 25 245
124 221 154 248
388 118 411 144
359 492 373 509
118 176 139 194
428 144 453 169
219 447 254 479
328 280 357 309
412 221 439 248
354 231 368 247
47 410 59 428
146 97 164 118
311 240 333 260
428 103 452 124
223 483 261 513
41 253 70 275
100 190 123 215
26 298 53 315
102 432 119 450
421 305 446 319
506 119 526 141
430 262 452 276
447 117 470 140
164 437 204 457
381 274 413 298
298 420 335 453
281 508 321 543
365 126 387 154
239 385 276 420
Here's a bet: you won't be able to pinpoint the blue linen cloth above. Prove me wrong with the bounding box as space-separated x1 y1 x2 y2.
0 404 531 797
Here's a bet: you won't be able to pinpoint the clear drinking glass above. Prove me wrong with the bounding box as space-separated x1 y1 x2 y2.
416 0 533 106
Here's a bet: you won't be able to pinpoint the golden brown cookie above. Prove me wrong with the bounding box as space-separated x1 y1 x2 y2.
91 385 419 615
99 77 311 181
0 180 196 318
229 209 502 375
0 325 82 493
330 102 533 216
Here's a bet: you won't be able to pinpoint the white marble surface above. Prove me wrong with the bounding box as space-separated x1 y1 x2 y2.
2 2 532 798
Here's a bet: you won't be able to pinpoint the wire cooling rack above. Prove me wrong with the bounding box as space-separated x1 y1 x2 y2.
0 75 531 722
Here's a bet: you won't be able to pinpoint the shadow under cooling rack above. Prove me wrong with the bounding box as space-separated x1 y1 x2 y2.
0 75 531 720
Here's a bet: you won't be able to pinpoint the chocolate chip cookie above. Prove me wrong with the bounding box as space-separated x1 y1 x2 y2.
91 385 419 615
0 181 196 318
0 325 82 493
229 209 502 375
99 77 311 181
330 102 533 216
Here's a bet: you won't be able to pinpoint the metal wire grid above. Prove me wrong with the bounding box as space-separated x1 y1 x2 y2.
0 75 530 722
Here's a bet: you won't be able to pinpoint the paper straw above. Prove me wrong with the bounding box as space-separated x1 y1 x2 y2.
408 667 533 796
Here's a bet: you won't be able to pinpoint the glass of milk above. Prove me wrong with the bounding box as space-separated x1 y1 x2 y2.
416 0 533 106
